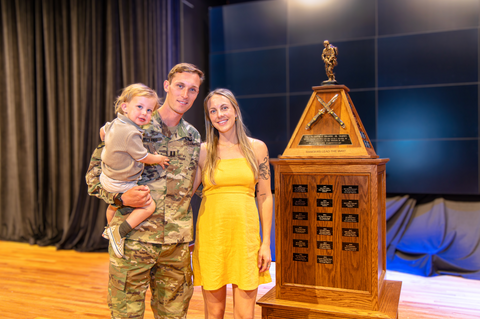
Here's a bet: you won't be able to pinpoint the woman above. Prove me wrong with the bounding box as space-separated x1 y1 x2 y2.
192 88 273 318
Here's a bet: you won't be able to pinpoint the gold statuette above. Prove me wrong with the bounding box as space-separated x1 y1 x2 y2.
322 40 339 85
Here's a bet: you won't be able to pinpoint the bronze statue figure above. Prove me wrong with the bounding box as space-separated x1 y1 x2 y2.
321 40 338 84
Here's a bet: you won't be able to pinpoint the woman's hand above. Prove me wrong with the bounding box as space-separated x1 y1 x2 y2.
258 243 272 273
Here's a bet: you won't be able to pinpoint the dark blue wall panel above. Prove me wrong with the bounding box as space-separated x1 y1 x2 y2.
239 95 288 159
378 30 478 87
210 48 287 96
378 86 478 140
377 140 478 194
209 0 287 53
288 43 325 91
334 40 375 90
238 95 288 142
378 0 479 36
287 0 375 45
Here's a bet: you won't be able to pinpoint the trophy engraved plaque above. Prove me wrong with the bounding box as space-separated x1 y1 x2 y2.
317 185 333 193
293 211 308 220
292 198 308 206
293 239 309 248
342 199 359 208
343 228 359 237
342 214 359 223
258 41 401 319
317 199 333 207
317 213 333 221
343 242 360 252
342 185 359 194
317 255 334 264
317 227 333 236
293 226 308 234
299 134 352 146
317 241 333 250
293 253 309 262
293 184 308 193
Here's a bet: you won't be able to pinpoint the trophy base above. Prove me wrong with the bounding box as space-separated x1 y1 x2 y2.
257 281 402 319
322 80 339 85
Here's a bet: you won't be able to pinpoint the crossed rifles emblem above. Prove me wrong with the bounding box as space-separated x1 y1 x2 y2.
305 94 345 130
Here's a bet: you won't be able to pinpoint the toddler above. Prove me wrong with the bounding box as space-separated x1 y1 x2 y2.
99 83 169 258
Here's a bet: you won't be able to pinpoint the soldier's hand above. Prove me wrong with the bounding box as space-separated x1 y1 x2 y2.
122 186 152 207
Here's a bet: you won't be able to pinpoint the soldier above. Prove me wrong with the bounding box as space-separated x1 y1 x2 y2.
86 63 204 319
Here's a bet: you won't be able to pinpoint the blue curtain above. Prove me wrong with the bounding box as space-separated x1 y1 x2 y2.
386 196 480 279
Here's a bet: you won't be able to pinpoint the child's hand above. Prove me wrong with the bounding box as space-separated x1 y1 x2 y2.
140 152 170 167
159 156 170 169
99 127 106 141
156 154 170 169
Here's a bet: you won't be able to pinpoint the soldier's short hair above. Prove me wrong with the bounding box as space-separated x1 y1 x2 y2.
168 63 205 84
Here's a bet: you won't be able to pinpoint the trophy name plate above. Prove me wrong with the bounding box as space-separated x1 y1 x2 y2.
317 255 334 264
293 226 309 234
342 200 359 208
293 239 309 248
293 184 308 193
317 241 333 250
317 227 333 236
342 185 359 194
317 199 333 207
293 212 308 220
317 213 333 221
293 198 308 206
342 228 359 237
317 185 333 193
298 134 352 146
342 242 359 252
342 214 359 223
293 253 309 262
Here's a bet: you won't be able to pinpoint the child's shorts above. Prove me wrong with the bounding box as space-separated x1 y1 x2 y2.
100 172 137 194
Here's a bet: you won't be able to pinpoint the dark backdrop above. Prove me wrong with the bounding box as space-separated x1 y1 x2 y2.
0 0 180 250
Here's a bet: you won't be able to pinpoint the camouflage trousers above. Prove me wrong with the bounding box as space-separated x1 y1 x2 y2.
108 240 193 319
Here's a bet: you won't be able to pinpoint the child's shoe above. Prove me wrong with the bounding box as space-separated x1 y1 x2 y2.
102 226 109 239
106 225 125 258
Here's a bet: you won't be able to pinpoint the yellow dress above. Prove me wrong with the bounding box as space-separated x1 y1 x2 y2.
192 158 272 290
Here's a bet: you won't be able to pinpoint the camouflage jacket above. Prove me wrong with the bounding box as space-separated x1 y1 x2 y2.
86 111 201 244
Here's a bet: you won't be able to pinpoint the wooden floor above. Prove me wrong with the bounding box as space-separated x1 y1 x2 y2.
1 241 479 319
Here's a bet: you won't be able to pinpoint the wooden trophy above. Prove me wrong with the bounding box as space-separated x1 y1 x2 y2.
257 41 402 318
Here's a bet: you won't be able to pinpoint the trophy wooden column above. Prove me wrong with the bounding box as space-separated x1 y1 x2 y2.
257 85 401 318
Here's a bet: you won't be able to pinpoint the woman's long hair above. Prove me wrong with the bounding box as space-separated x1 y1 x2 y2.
203 88 258 185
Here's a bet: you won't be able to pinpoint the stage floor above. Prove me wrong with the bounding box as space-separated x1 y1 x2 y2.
1 241 479 319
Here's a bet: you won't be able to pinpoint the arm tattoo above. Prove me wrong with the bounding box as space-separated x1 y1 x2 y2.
259 156 270 180
256 189 267 197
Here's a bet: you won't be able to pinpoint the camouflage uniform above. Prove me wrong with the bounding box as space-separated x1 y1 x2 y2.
86 111 201 319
